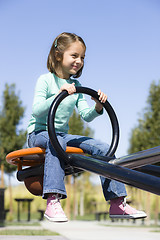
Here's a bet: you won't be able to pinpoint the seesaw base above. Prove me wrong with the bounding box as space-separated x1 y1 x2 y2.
6 147 84 196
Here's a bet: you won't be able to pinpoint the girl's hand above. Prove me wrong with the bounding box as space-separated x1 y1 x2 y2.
60 83 76 95
92 89 108 113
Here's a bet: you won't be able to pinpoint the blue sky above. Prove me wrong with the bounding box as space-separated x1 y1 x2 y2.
0 0 160 158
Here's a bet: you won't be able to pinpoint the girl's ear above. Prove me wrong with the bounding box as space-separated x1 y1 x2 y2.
55 51 62 62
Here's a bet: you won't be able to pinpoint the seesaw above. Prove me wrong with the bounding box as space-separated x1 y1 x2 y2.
6 87 160 196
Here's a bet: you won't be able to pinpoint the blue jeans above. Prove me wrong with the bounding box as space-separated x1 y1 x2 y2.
28 131 127 200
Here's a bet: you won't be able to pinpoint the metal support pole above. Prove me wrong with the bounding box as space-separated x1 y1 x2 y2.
28 201 30 222
109 146 160 168
0 188 5 224
17 201 20 222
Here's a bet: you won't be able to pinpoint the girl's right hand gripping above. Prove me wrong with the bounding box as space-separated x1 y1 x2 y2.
60 83 76 95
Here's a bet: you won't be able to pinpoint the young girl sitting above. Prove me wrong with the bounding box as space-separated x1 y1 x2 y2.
27 32 147 222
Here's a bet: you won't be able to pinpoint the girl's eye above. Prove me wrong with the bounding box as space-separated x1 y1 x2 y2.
72 54 77 58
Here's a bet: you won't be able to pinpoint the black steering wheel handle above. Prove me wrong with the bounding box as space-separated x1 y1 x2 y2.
47 86 119 162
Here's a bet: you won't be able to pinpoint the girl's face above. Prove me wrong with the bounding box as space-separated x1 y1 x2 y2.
58 41 85 79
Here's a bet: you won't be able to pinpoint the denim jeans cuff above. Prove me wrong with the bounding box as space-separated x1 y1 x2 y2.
42 189 67 199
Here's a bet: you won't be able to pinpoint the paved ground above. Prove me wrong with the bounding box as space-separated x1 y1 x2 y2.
0 220 160 240
41 220 160 240
0 236 67 240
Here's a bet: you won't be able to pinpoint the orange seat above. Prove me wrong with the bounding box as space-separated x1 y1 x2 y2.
6 146 84 170
6 147 84 196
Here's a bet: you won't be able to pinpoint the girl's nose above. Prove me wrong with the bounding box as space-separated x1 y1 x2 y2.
76 57 82 64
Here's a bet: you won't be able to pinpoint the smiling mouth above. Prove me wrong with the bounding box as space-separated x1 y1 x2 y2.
71 66 80 72
72 65 78 69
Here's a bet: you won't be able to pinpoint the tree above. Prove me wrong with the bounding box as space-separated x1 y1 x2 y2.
0 84 27 212
128 80 160 223
68 109 94 137
0 83 27 172
128 80 160 154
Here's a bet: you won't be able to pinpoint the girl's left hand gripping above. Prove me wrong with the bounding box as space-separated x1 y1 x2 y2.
92 89 108 113
97 89 108 103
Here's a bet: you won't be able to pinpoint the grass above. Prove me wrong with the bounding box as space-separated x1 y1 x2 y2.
0 221 41 228
0 229 59 235
2 221 41 226
0 220 59 236
6 210 44 222
150 229 160 232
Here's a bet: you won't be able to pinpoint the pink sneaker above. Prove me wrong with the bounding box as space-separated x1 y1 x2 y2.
44 194 68 222
109 197 147 219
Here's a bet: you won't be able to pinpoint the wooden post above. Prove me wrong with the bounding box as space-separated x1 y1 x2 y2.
66 175 71 220
73 175 79 219
146 192 151 225
154 195 159 225
0 164 5 188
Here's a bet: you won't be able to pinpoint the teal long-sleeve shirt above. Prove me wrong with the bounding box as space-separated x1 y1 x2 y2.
27 72 102 134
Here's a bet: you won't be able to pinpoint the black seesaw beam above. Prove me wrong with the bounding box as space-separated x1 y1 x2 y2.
68 154 160 195
134 165 160 178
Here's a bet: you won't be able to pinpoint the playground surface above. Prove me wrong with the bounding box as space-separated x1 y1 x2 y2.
41 220 160 240
1 220 160 240
0 237 66 240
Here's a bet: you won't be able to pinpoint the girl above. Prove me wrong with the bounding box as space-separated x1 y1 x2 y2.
27 32 146 222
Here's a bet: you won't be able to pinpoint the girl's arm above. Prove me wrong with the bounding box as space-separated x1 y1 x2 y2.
32 80 76 118
32 76 56 118
76 90 107 122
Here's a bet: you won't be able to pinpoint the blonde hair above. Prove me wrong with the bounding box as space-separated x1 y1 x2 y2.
47 32 86 78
